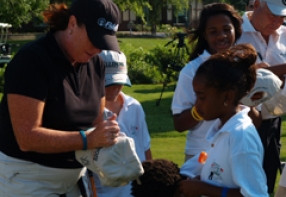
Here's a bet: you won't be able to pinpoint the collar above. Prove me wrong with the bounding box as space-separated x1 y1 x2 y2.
242 12 257 33
206 105 251 142
200 50 211 60
120 92 136 107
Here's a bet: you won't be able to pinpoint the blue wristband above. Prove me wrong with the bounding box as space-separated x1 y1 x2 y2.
79 130 87 150
221 187 228 197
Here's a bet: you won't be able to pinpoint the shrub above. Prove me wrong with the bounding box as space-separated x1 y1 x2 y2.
120 39 189 84
0 64 7 92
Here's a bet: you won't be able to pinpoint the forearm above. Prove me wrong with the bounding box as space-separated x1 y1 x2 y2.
18 127 86 153
199 183 242 197
8 94 118 153
173 108 202 132
248 107 262 129
144 149 152 160
266 64 286 78
180 179 243 197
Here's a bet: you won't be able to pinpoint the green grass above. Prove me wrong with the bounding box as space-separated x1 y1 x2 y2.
118 38 169 51
7 38 170 54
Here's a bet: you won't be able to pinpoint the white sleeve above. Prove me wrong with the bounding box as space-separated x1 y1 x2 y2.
171 64 197 114
229 130 268 197
230 152 268 197
180 154 202 178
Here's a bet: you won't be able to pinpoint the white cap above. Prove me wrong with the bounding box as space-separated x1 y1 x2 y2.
263 0 286 16
240 68 282 107
99 50 132 87
75 134 144 187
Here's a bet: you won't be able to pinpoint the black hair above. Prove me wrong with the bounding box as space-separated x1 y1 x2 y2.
189 3 243 61
195 43 257 105
131 159 182 197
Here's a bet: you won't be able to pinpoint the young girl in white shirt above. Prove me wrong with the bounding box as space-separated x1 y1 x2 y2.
179 43 268 197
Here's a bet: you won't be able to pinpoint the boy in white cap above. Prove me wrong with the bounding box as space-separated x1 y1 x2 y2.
238 0 286 194
93 50 152 197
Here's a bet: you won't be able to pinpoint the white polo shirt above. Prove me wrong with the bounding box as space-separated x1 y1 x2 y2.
94 92 151 197
180 106 268 197
172 50 216 156
238 12 286 119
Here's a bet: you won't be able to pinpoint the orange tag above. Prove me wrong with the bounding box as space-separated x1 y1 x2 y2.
198 151 208 164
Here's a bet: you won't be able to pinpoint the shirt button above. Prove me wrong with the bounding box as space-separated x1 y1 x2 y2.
211 144 214 147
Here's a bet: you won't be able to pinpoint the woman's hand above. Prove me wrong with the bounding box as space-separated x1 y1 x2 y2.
255 62 270 68
87 113 120 148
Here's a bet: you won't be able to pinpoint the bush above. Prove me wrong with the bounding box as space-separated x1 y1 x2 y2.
0 64 7 92
121 44 163 84
120 40 189 85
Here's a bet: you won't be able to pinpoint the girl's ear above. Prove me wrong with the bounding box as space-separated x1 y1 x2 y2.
224 90 236 106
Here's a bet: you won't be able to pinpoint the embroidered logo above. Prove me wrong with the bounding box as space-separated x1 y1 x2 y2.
97 18 118 31
208 162 224 180
79 156 90 166
130 125 138 136
104 61 124 68
93 148 102 162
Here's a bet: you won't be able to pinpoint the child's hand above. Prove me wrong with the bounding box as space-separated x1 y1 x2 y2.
178 179 202 197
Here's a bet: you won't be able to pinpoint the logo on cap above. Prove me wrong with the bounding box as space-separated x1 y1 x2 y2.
98 18 118 31
283 0 286 6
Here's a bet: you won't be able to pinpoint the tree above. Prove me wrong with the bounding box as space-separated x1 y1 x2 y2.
113 0 150 24
202 0 245 12
0 0 49 28
114 0 189 34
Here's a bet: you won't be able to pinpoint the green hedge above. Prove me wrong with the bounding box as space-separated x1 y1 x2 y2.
120 42 189 84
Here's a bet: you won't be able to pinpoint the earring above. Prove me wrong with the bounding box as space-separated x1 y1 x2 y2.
224 101 228 107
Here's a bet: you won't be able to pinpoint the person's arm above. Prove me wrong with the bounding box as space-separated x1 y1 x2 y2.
265 64 286 79
8 94 120 153
144 149 152 160
172 67 201 132
92 96 105 125
179 179 242 197
247 106 262 129
173 109 202 132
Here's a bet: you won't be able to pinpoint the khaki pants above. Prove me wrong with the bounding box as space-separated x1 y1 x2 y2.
0 151 85 197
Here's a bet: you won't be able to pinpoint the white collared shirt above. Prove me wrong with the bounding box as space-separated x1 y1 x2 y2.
171 50 216 155
238 12 286 119
180 106 268 197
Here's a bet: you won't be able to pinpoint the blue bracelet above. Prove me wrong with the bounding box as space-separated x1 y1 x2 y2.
221 187 228 197
79 130 87 150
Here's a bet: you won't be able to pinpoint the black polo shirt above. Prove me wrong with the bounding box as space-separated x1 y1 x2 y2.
0 32 105 168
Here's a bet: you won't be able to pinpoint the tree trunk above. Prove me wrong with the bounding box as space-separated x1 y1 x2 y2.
151 24 156 35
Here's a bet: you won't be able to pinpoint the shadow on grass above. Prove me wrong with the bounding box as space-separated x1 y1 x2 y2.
139 93 186 138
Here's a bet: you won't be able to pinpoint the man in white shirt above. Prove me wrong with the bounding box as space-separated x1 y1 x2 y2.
237 0 286 194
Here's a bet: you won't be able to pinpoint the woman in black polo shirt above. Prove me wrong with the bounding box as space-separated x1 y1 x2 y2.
0 0 121 196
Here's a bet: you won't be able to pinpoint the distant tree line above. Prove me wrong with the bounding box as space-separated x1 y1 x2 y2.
0 0 246 31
